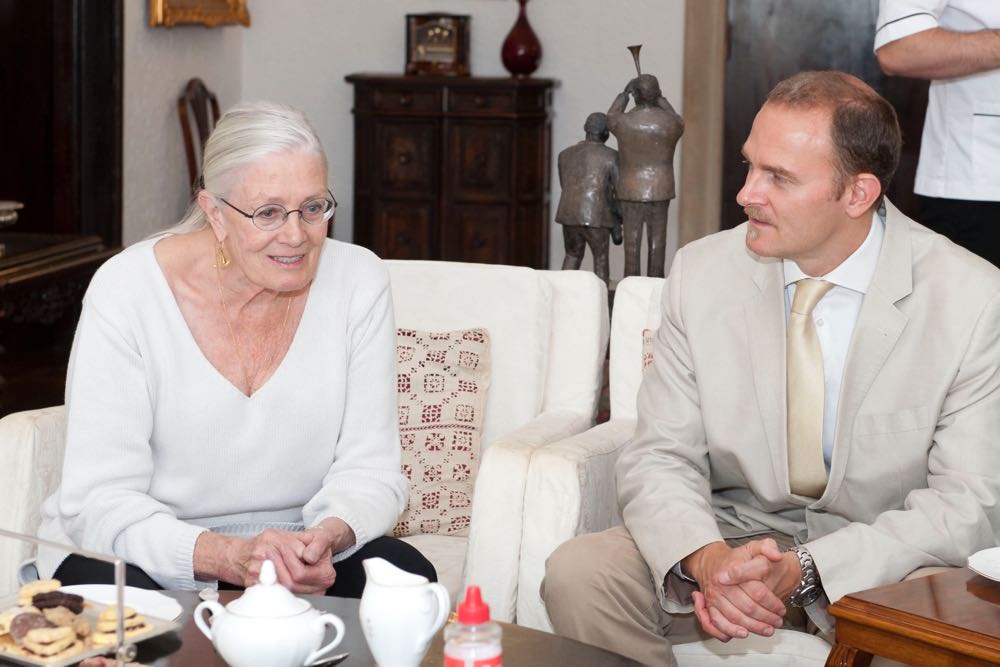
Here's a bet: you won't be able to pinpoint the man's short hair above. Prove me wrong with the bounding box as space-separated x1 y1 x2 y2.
584 112 609 142
766 71 901 203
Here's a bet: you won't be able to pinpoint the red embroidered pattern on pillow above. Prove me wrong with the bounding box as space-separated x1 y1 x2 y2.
642 327 655 370
392 327 490 538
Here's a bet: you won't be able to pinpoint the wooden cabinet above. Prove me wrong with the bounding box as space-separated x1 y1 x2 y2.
346 74 556 268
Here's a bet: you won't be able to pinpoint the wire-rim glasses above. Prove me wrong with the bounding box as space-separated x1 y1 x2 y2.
218 190 338 231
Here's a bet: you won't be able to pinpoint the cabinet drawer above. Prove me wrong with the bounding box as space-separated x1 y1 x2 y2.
444 204 509 264
447 122 511 198
449 89 515 114
375 121 437 193
373 88 440 113
374 201 435 260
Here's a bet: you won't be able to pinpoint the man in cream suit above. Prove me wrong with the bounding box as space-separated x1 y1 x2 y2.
541 71 1000 667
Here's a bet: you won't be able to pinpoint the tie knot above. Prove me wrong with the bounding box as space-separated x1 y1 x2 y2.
791 279 833 316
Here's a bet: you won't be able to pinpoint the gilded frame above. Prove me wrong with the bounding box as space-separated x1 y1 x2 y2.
149 0 250 28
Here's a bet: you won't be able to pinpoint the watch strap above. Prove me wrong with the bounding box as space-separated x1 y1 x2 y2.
787 546 822 607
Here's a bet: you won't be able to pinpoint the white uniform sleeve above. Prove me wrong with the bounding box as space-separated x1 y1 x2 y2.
874 0 947 50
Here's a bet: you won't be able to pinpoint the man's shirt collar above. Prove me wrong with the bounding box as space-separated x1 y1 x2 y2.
783 208 885 294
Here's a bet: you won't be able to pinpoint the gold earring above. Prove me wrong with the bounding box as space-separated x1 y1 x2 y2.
214 239 231 268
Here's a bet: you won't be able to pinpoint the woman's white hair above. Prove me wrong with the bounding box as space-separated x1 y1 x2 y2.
167 100 328 234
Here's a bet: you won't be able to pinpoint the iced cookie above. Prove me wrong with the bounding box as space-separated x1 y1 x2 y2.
9 612 54 643
16 579 61 607
33 591 85 614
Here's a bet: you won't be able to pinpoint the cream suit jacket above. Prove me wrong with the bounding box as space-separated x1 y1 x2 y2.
617 201 1000 616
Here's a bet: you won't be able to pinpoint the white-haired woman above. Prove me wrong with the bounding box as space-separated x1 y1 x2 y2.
36 101 434 596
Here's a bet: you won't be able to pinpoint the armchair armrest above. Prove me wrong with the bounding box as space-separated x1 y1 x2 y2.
464 409 595 622
0 406 67 596
516 418 637 630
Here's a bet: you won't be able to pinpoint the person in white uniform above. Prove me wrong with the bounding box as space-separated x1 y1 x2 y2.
875 0 1000 267
36 101 435 596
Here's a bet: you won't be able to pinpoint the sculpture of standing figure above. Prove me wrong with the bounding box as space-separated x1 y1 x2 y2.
555 112 621 285
608 73 684 278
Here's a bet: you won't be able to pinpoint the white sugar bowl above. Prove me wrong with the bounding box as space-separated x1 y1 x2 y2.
194 560 345 667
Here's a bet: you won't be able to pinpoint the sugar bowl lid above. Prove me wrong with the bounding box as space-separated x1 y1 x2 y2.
226 560 311 617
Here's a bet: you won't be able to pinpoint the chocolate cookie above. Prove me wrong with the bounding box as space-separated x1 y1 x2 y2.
9 613 54 643
16 579 61 607
32 591 85 614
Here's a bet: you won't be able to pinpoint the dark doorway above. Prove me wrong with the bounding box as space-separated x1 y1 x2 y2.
721 0 928 230
0 0 123 245
0 0 123 416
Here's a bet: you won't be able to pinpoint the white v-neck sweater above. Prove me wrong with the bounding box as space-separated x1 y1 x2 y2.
37 237 407 589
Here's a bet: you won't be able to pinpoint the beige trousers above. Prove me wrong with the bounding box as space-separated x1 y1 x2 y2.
541 525 950 667
540 526 803 667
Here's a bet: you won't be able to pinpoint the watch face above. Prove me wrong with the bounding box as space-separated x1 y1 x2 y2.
789 584 822 607
411 18 457 64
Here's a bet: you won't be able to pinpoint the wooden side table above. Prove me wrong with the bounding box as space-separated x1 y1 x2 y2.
826 568 1000 666
345 73 556 268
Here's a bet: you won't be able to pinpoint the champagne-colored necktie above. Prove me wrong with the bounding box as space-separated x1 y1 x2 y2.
787 279 834 497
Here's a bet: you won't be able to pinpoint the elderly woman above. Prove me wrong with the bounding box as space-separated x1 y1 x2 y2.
36 101 434 596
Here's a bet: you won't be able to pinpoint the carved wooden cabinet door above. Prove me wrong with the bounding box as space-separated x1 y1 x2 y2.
347 74 555 268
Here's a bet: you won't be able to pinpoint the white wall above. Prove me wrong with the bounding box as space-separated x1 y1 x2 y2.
124 0 686 277
121 2 243 244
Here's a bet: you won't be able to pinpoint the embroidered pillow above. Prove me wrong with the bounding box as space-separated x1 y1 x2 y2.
392 328 491 537
642 327 655 370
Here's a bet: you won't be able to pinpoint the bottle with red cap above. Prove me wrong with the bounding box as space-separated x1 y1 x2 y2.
444 585 502 667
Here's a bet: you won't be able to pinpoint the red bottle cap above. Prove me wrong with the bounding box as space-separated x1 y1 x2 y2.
456 585 490 624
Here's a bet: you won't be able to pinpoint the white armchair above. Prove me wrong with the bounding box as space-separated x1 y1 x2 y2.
515 276 832 665
385 260 609 620
517 276 662 629
0 405 67 596
0 261 610 624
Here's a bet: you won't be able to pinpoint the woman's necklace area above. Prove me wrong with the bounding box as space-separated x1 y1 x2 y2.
213 260 292 396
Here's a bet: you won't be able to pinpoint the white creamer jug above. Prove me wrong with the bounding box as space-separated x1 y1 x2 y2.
359 557 449 667
193 560 345 667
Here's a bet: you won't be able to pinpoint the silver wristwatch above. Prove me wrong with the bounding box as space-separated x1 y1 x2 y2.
787 546 822 607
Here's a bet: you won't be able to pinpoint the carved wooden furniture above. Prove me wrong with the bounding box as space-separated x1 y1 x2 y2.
826 568 1000 666
178 78 221 187
345 73 556 268
0 233 117 417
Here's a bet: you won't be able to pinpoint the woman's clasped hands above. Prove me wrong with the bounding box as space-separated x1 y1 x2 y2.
196 518 357 594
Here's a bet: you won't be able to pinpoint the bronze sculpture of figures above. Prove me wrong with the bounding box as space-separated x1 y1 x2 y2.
607 54 683 278
555 112 622 285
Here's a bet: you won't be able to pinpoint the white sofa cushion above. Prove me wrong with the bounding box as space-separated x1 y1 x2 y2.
386 260 552 448
0 406 67 597
608 277 663 419
398 533 467 608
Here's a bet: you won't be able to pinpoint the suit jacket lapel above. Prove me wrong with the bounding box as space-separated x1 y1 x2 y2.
745 258 788 490
820 202 913 504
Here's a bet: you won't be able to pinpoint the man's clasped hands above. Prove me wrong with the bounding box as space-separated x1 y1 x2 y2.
681 539 804 642
195 517 355 594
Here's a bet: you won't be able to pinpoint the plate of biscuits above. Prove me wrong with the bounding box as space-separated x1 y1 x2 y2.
0 578 179 667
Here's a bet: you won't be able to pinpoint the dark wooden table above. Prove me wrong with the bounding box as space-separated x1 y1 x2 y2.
131 590 640 666
826 568 1000 666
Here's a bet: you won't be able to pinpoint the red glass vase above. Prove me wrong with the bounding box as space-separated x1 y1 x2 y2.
501 0 542 77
